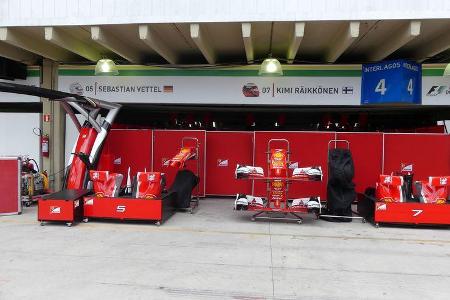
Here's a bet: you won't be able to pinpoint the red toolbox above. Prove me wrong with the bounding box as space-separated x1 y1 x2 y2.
38 189 90 226
374 202 450 227
83 191 176 226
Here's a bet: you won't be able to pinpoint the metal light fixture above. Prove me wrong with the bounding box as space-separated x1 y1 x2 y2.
443 63 450 77
95 59 119 76
259 58 283 76
259 22 283 76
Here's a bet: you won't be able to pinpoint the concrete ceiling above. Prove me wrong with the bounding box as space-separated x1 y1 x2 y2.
1 19 450 66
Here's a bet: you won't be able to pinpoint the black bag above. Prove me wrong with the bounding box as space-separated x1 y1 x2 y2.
323 148 356 222
169 169 199 209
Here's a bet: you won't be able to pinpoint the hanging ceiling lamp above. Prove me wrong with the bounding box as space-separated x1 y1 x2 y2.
259 22 283 76
95 59 119 76
259 58 283 76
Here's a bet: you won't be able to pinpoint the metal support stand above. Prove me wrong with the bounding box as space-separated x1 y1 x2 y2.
179 137 200 213
251 211 304 224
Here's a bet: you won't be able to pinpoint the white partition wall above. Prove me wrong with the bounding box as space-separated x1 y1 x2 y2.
0 113 40 162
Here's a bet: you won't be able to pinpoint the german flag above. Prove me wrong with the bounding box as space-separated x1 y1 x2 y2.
163 85 174 93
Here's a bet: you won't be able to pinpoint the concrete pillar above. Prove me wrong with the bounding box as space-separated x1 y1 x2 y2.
41 58 65 191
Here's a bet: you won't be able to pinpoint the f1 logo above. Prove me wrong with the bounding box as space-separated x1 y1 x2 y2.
384 176 392 184
50 206 61 214
116 205 126 213
412 209 423 217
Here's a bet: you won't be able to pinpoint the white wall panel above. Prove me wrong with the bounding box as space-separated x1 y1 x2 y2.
0 0 449 26
0 113 40 163
0 77 41 103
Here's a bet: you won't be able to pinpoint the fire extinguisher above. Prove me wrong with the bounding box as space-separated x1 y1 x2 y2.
33 128 50 158
41 134 49 157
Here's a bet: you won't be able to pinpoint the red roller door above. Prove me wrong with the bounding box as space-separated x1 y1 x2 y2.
383 133 450 182
206 131 253 196
98 129 152 181
153 130 206 196
336 132 383 194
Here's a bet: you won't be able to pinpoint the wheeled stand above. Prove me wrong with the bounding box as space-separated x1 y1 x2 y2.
178 137 200 214
236 139 323 224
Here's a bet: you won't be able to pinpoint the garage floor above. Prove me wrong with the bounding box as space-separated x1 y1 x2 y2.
1 198 450 300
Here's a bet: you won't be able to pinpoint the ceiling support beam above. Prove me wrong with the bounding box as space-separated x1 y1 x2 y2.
368 21 421 62
91 26 141 63
190 23 216 64
241 23 254 64
139 25 178 64
413 30 450 62
0 27 73 61
325 21 360 63
45 27 101 62
287 22 305 64
0 42 37 64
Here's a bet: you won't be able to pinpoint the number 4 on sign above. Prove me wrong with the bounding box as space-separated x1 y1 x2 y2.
407 79 413 95
375 79 387 95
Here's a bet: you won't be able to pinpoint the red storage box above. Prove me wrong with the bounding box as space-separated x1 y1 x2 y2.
83 192 176 225
0 157 21 216
375 202 450 226
38 189 90 226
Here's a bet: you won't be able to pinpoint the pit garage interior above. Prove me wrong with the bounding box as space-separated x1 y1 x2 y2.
1 1 450 299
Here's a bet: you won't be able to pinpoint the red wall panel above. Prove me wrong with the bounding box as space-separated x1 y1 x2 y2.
206 131 253 196
153 130 206 196
383 134 450 182
98 129 152 183
336 132 383 194
254 132 334 199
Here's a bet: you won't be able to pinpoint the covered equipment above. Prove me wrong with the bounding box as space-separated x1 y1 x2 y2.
169 169 199 209
320 142 360 222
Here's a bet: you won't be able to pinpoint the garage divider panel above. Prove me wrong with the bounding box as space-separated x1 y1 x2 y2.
383 133 450 181
0 157 21 215
206 131 253 196
336 132 383 195
153 130 206 197
98 129 153 182
254 131 334 199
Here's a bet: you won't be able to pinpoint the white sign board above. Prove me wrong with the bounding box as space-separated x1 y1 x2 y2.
422 77 450 105
59 68 450 106
59 76 361 106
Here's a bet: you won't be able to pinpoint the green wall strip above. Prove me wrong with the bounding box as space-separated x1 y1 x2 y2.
26 69 41 77
43 65 443 77
58 68 362 77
